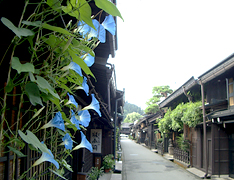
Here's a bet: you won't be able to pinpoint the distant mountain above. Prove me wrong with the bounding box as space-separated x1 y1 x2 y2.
123 101 144 120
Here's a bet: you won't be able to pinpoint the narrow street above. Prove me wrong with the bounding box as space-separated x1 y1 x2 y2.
120 137 200 180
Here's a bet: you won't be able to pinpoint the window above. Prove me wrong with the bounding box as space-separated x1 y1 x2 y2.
229 78 234 106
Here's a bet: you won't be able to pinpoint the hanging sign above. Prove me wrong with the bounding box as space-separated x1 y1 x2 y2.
91 129 102 153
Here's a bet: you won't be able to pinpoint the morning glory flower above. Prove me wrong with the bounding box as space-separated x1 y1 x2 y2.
78 110 91 127
82 94 101 117
66 93 78 108
61 133 73 150
73 131 93 152
70 109 81 130
41 111 65 131
102 15 116 36
82 54 95 67
77 20 91 37
61 62 83 77
78 19 106 43
75 76 89 96
90 19 106 43
33 143 59 169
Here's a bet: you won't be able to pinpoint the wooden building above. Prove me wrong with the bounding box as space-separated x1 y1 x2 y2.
158 53 234 178
132 113 161 149
120 123 133 135
196 53 234 178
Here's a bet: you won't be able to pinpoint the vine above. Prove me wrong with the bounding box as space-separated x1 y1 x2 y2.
0 0 122 179
158 101 202 133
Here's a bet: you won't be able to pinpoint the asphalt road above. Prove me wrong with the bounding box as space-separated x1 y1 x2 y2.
120 137 200 180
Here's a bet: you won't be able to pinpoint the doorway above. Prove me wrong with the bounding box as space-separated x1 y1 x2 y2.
229 133 234 178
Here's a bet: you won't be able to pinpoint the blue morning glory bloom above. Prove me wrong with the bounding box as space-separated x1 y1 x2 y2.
75 76 89 96
78 110 91 127
73 131 93 152
82 54 95 67
102 15 116 36
33 143 59 169
41 111 65 131
66 93 78 108
91 19 106 43
77 20 91 37
70 109 81 130
82 94 101 117
61 133 73 150
82 76 89 96
61 62 83 77
78 19 106 43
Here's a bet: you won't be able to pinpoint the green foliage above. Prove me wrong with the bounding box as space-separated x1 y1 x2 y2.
94 0 123 20
144 104 159 115
123 101 144 120
152 85 173 98
181 101 202 127
87 167 104 180
11 57 35 74
176 134 190 151
158 101 202 133
1 17 34 38
158 108 172 133
170 103 186 131
124 112 143 123
102 154 115 170
0 0 122 179
145 85 173 114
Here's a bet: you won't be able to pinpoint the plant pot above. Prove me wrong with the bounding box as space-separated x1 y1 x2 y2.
104 168 111 173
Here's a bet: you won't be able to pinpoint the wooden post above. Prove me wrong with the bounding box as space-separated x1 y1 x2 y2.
200 80 208 178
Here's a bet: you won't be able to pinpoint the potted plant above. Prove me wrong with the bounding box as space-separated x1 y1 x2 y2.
102 154 115 173
87 167 104 180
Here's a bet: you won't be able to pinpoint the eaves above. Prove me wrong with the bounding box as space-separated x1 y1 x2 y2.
198 53 234 84
159 77 198 108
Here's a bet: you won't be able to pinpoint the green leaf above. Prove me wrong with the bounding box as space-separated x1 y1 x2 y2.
25 82 43 106
35 76 60 100
42 35 67 53
11 57 35 74
1 17 35 38
5 79 14 93
62 0 94 29
46 0 62 12
78 0 94 29
58 82 72 94
42 23 75 36
71 38 95 57
61 159 73 172
94 0 123 20
49 169 68 180
41 93 62 111
22 21 42 27
29 72 36 82
18 130 52 155
68 49 95 79
32 106 45 120
7 146 27 157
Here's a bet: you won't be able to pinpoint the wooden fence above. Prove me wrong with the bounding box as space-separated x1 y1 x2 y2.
173 147 190 164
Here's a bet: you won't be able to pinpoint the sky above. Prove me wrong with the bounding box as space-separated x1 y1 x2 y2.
108 0 234 110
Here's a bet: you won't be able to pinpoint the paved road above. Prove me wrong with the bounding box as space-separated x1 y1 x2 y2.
121 137 200 180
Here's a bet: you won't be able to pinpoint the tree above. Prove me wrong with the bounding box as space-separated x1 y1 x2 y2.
158 101 202 133
124 112 143 123
145 85 173 114
123 102 144 120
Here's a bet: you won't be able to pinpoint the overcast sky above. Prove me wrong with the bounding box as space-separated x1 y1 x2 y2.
108 0 234 110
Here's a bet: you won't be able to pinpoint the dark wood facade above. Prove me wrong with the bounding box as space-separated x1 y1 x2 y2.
197 54 234 177
156 54 234 178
